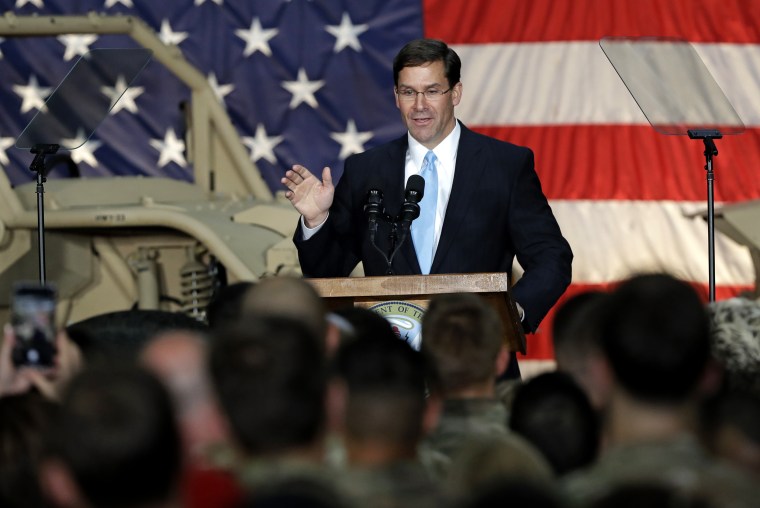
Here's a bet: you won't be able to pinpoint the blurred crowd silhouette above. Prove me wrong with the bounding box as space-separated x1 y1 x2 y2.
1 272 759 508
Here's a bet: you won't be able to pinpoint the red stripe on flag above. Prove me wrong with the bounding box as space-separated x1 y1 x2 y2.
424 0 760 44
471 125 760 202
521 282 753 361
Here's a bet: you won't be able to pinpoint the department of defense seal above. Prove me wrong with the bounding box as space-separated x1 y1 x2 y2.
368 300 426 350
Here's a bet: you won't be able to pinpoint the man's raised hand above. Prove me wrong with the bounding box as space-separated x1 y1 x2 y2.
282 165 334 228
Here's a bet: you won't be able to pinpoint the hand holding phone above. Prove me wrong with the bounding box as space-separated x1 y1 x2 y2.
10 283 57 368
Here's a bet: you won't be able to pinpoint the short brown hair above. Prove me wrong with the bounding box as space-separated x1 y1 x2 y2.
421 293 504 393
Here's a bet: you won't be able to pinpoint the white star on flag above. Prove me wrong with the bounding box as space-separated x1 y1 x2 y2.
282 68 324 109
158 19 189 47
57 34 98 62
13 75 52 114
194 0 223 5
330 119 373 160
0 37 5 59
207 73 235 105
104 0 133 7
0 137 16 167
15 0 44 7
235 17 278 57
242 124 284 164
326 12 369 53
101 75 144 115
150 128 187 168
62 129 102 168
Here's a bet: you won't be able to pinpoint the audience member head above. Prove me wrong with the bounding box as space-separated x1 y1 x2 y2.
241 276 332 349
599 273 711 403
329 305 397 343
459 479 564 508
509 371 600 475
66 309 208 366
447 435 554 499
589 484 712 508
139 329 228 462
205 281 255 331
210 316 327 459
243 476 350 508
393 38 461 88
707 297 760 394
552 291 612 409
422 293 506 397
0 392 57 508
332 333 437 465
41 366 182 508
701 387 760 479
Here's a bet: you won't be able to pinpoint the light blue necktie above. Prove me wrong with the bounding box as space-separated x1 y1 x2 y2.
412 150 438 274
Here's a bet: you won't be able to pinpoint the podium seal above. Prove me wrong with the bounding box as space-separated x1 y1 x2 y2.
369 300 425 350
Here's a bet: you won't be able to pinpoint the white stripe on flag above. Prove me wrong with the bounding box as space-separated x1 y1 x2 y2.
453 42 760 127
548 199 754 285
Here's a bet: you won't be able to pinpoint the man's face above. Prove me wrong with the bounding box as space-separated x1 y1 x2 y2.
395 60 461 150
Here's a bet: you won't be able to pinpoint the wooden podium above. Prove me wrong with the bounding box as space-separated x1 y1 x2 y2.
306 272 526 353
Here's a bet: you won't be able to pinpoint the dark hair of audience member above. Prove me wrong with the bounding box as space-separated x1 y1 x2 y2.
330 305 397 343
508 371 600 475
205 281 254 330
599 273 711 402
421 292 504 394
0 392 57 508
460 479 565 508
333 331 436 449
210 315 327 456
66 309 209 366
700 386 760 476
45 366 182 508
243 476 351 508
552 290 607 365
589 483 712 508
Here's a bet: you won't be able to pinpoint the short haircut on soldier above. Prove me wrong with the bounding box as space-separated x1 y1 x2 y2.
422 293 504 393
46 366 181 508
599 273 711 402
334 334 432 447
552 290 608 369
0 392 57 508
242 276 328 341
509 371 600 475
206 280 255 330
210 315 327 455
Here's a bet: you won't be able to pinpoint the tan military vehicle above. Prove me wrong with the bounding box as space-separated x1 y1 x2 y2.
0 14 302 326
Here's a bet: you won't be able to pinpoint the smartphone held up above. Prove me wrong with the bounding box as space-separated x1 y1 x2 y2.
10 282 57 367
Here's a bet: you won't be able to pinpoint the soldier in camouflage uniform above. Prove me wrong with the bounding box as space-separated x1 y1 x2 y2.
209 315 342 498
331 330 446 508
417 293 539 480
562 274 760 508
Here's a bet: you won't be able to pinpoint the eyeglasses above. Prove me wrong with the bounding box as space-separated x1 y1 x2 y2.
395 87 453 101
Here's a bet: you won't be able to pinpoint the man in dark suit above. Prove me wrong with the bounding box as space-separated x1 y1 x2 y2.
282 39 572 374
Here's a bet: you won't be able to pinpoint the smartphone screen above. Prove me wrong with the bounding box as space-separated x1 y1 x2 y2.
11 283 57 367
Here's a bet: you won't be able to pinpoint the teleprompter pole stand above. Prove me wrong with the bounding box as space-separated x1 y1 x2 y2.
688 129 721 303
29 143 60 285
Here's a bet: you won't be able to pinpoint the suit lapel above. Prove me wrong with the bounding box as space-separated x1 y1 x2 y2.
431 124 485 273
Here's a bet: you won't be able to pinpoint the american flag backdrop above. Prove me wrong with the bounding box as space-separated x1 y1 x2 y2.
1 0 760 361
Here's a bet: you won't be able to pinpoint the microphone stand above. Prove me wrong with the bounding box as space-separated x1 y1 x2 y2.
29 143 59 284
688 128 721 303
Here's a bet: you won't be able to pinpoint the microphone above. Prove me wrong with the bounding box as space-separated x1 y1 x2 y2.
363 188 384 247
398 174 425 233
